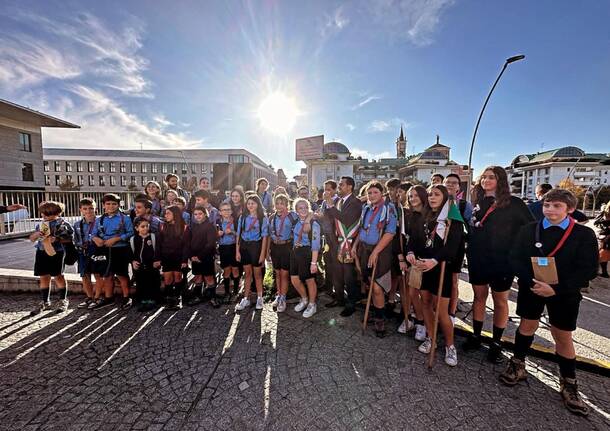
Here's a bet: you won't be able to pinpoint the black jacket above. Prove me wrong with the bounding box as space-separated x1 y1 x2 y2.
130 234 157 268
155 225 189 263
185 220 217 260
407 217 464 264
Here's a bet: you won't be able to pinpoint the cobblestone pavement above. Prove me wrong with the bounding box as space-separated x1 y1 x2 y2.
0 293 609 431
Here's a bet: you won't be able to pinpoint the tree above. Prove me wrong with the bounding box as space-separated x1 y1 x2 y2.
58 178 80 191
557 178 586 206
127 182 140 192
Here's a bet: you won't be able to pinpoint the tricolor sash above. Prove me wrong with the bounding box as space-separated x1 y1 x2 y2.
335 219 359 263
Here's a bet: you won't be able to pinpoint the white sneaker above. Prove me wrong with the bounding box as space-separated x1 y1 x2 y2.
255 297 264 310
418 337 432 354
445 345 458 367
398 319 413 334
415 324 427 341
303 303 317 318
235 297 251 311
277 297 286 313
450 315 456 326
271 296 279 308
294 297 308 312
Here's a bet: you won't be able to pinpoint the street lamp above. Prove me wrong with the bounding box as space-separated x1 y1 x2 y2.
466 55 525 200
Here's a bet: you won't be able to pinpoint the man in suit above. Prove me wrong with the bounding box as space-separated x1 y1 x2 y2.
324 176 363 317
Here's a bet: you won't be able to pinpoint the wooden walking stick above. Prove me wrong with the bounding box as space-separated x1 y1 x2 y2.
361 261 378 334
428 218 452 369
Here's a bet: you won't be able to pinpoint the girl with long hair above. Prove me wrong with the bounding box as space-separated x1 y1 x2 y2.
144 181 163 217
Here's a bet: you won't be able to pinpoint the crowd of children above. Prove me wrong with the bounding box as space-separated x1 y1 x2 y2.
26 168 606 416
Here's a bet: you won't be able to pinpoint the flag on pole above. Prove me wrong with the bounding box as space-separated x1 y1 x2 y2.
436 198 464 240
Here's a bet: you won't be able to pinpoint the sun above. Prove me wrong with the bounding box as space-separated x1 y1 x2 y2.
257 91 298 136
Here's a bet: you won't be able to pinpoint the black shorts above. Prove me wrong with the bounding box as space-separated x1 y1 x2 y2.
93 247 130 278
161 258 183 273
239 240 263 267
421 264 453 298
219 244 237 268
516 285 581 331
290 246 314 281
34 249 65 277
192 257 215 277
466 257 513 292
270 243 291 271
77 253 98 277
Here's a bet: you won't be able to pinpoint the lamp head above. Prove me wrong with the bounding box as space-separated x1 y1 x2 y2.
506 55 525 64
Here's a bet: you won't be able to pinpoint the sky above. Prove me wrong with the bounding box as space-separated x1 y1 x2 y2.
1 0 609 179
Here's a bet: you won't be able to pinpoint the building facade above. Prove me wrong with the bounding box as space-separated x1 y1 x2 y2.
506 146 610 199
304 142 360 189
43 148 278 193
0 99 79 190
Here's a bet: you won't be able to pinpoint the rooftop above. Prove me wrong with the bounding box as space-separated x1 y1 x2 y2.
510 146 610 167
0 99 80 128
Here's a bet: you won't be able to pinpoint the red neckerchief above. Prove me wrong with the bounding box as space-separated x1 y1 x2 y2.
277 211 288 235
246 214 258 231
224 217 234 234
478 203 497 226
365 204 382 232
548 217 576 257
296 218 307 244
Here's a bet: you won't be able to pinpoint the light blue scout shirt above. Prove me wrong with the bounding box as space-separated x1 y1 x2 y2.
237 214 270 242
73 216 99 252
358 202 397 246
270 211 297 242
96 212 134 247
542 217 570 230
292 218 321 251
34 218 74 252
259 191 273 214
205 204 219 225
217 217 237 245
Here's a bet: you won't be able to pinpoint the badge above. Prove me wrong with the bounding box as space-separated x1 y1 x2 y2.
538 257 548 266
474 221 481 228
425 238 433 248
535 242 543 249
147 240 152 246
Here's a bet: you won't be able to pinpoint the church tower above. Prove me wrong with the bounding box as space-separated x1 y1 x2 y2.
396 126 407 158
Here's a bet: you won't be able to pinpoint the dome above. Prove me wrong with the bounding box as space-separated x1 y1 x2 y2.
324 141 350 154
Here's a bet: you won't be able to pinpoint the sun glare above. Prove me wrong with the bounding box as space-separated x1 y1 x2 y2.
257 91 298 136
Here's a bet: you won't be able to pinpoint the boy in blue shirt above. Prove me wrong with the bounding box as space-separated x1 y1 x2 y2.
72 198 101 309
91 193 134 310
30 201 74 315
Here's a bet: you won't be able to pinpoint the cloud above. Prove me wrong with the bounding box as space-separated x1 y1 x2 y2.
321 6 350 38
345 123 356 131
0 11 200 151
368 118 408 132
350 148 394 161
366 0 455 46
351 95 382 110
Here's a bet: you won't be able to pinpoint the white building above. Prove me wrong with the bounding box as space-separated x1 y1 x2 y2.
304 141 360 189
43 148 278 193
506 146 610 199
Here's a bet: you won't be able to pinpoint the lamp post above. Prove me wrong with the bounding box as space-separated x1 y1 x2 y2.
466 55 525 200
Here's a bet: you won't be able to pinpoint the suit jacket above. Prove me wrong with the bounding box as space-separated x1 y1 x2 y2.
325 194 362 243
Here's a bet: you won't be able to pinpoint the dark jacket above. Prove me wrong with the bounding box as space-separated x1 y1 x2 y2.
155 224 189 263
407 217 464 264
510 221 598 296
185 220 217 260
130 234 157 268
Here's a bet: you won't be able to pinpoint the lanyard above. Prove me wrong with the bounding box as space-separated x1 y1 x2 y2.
424 221 437 247
476 203 496 227
535 217 575 257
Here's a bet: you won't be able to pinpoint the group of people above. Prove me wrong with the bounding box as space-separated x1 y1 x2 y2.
21 165 607 417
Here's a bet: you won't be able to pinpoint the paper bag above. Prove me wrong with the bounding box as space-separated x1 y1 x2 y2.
408 267 423 290
531 257 558 285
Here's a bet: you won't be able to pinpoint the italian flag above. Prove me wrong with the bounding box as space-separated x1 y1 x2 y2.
436 198 464 241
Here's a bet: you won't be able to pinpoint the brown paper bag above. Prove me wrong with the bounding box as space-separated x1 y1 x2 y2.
531 257 558 285
408 267 423 290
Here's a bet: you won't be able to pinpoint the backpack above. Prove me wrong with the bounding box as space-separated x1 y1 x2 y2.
360 202 392 242
270 211 298 239
53 218 78 265
130 233 156 255
240 213 265 237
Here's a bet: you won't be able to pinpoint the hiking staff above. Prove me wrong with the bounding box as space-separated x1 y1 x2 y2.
361 261 378 333
428 217 452 369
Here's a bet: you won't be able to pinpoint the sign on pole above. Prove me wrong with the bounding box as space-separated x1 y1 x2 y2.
295 135 324 161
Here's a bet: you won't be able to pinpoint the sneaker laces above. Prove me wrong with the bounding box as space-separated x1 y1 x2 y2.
446 346 457 361
563 381 580 403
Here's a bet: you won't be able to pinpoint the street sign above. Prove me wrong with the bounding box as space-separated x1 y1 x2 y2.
295 135 324 161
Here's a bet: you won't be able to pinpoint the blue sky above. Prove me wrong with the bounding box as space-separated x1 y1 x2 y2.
1 0 609 178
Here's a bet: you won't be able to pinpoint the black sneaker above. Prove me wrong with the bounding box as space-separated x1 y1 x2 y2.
374 318 386 338
487 341 503 364
55 299 69 313
88 297 114 310
121 297 133 310
30 300 51 316
339 306 355 317
462 334 482 352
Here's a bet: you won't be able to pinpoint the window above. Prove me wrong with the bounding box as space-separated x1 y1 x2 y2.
120 162 126 173
99 176 105 187
191 164 197 174
55 175 61 186
89 175 95 186
201 165 207 174
131 176 137 186
77 161 84 172
141 176 147 186
182 176 187 186
141 163 148 173
152 163 158 173
66 174 72 183
171 163 177 174
181 163 188 174
44 161 49 172
110 176 116 186
229 154 247 163
120 176 127 187
54 161 61 171
88 162 95 172
162 163 168 174
99 162 105 173
20 132 32 152
109 162 116 173
131 162 137 173
44 175 50 186
77 175 84 186
66 161 73 172
22 163 34 182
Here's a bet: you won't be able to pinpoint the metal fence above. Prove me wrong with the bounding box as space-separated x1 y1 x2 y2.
0 190 141 238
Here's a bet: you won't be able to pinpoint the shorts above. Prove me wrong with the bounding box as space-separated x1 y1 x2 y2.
466 258 514 292
449 237 466 273
77 253 98 277
219 244 237 268
93 247 130 278
270 243 291 271
516 285 581 331
239 240 263 267
34 249 65 277
290 246 315 281
421 264 453 298
192 256 215 277
391 253 401 278
161 258 183 273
